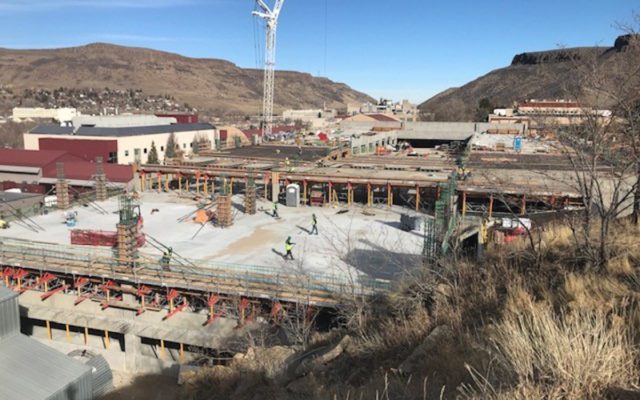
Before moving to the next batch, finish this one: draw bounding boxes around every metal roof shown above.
[397,129,474,142]
[0,286,17,303]
[41,161,134,183]
[30,125,74,135]
[0,334,93,400]
[0,286,19,341]
[0,149,83,168]
[0,192,44,203]
[30,123,215,137]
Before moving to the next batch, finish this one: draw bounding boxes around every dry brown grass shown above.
[462,288,639,399]
[181,222,640,400]
[561,272,632,312]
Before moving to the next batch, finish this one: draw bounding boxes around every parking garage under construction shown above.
[0,136,597,374]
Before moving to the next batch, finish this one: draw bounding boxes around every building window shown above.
[144,148,148,154]
[190,142,193,148]
[108,151,117,163]
[124,150,129,157]
[160,146,164,151]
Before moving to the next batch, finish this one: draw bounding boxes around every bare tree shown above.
[541,30,640,269]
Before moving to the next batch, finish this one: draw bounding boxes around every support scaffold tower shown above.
[55,162,70,210]
[244,171,257,215]
[95,156,108,202]
[217,177,233,228]
[116,194,141,266]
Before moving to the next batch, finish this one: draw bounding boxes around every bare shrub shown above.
[486,292,638,399]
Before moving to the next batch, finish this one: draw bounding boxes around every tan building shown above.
[24,115,216,164]
[487,114,531,134]
[218,126,251,149]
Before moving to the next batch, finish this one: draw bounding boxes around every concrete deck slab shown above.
[0,192,425,282]
[19,290,240,349]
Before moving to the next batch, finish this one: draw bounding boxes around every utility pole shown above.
[253,0,285,142]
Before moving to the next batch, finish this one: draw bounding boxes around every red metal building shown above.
[0,149,133,191]
[38,138,118,163]
[155,113,199,124]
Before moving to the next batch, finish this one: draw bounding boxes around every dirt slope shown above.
[0,43,373,116]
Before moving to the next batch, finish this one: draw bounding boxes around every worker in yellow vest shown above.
[284,237,295,260]
[310,213,318,235]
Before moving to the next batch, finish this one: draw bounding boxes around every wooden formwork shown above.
[95,157,108,202]
[116,223,138,265]
[56,162,70,210]
[56,180,70,210]
[217,194,233,227]
[244,185,257,215]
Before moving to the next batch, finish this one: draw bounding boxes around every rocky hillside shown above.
[419,35,640,121]
[0,43,373,116]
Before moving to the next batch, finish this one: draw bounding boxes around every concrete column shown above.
[489,194,494,218]
[125,333,142,372]
[133,164,141,192]
[271,172,280,202]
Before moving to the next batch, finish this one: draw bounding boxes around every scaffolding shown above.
[244,173,257,215]
[55,162,70,210]
[116,195,141,266]
[432,173,459,258]
[95,157,108,202]
[217,178,233,228]
[422,216,438,264]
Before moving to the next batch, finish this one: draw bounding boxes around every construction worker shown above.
[284,237,295,260]
[161,247,173,270]
[310,213,318,235]
[272,201,279,218]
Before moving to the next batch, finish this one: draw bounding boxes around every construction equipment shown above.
[70,229,145,248]
[65,211,78,227]
[253,0,285,140]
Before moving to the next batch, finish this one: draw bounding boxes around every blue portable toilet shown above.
[513,136,523,153]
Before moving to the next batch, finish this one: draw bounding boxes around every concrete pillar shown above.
[125,333,142,372]
[489,194,494,218]
[133,164,141,192]
[271,172,280,202]
[462,191,467,217]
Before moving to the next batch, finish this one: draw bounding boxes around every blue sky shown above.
[0,0,636,102]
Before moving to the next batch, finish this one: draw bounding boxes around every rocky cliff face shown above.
[510,48,604,66]
[419,35,640,121]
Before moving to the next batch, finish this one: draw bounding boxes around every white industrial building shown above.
[282,108,337,129]
[12,107,79,124]
[24,115,217,165]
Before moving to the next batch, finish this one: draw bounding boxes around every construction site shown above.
[0,127,603,376]
[1,2,632,398]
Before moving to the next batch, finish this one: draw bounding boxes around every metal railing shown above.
[0,237,390,304]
